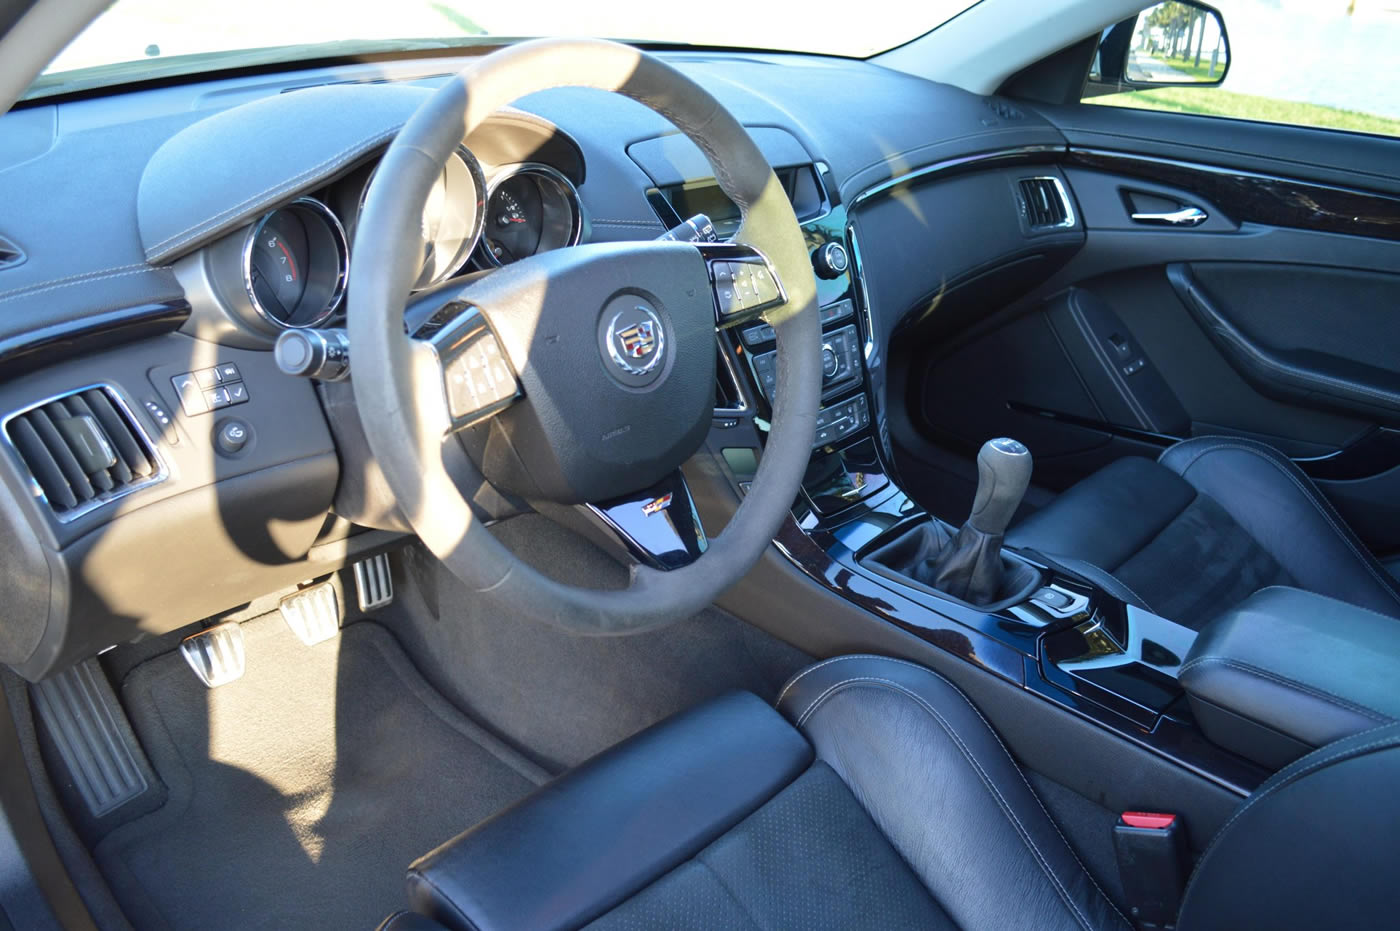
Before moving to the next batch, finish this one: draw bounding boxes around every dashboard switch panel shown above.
[172,364,250,416]
[751,323,861,402]
[813,394,869,448]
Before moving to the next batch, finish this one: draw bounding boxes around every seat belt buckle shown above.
[1113,811,1186,929]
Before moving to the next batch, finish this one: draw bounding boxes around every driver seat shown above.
[381,655,1400,931]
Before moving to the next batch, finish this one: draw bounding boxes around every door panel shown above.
[905,104,1400,552]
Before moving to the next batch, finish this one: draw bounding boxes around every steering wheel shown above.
[349,38,820,634]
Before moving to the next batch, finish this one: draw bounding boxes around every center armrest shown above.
[1179,587,1400,769]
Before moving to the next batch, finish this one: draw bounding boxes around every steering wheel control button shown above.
[812,241,849,279]
[215,419,251,456]
[599,297,668,388]
[443,330,517,422]
[215,362,241,383]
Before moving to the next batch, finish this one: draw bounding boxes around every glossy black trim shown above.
[848,145,1066,210]
[0,300,191,383]
[1295,427,1400,481]
[586,470,707,570]
[777,490,1267,796]
[1006,401,1180,447]
[1067,147,1400,242]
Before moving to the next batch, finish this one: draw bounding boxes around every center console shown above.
[683,157,1292,800]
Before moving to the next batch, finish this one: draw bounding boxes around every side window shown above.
[1084,0,1400,138]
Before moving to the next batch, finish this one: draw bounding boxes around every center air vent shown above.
[1018,177,1074,230]
[4,386,164,521]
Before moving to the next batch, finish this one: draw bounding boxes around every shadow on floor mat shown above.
[95,618,546,931]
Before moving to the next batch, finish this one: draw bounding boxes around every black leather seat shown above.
[382,655,1400,931]
[1006,436,1400,628]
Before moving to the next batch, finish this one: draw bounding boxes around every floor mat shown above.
[94,617,547,931]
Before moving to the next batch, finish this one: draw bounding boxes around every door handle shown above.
[1130,206,1208,227]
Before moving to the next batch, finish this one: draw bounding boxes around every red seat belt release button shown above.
[1114,811,1186,929]
[1122,811,1177,830]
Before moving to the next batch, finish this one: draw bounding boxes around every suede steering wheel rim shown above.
[349,38,820,634]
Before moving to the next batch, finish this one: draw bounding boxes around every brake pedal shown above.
[353,553,394,611]
[280,582,341,646]
[180,623,246,688]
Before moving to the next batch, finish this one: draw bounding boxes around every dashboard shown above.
[0,47,1084,679]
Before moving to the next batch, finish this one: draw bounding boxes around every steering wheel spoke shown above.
[584,470,708,570]
[413,298,522,432]
[698,242,788,329]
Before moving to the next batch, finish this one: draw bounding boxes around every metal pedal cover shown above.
[353,553,394,611]
[180,623,246,688]
[280,583,341,646]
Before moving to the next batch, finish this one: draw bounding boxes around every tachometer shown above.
[242,197,347,329]
[481,164,582,266]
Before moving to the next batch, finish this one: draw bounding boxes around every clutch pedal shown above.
[353,553,394,611]
[180,623,246,688]
[279,582,341,646]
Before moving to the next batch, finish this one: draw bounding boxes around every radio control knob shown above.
[821,343,840,378]
[812,242,849,279]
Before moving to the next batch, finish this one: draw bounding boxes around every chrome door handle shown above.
[1130,206,1208,227]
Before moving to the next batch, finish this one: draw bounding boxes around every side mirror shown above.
[1095,0,1230,89]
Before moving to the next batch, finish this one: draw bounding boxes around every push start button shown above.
[215,418,251,456]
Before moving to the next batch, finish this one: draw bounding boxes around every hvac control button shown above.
[215,419,251,456]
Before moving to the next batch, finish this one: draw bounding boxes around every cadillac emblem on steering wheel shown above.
[605,304,666,376]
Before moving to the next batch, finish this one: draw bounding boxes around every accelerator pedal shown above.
[180,622,246,688]
[280,582,341,646]
[353,553,394,611]
[30,658,151,816]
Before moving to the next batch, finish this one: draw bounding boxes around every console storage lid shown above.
[1179,587,1400,769]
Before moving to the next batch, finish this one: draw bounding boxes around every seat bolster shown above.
[1177,722,1400,931]
[1007,456,1196,575]
[378,912,452,931]
[777,655,1132,931]
[1160,436,1400,619]
[406,691,811,931]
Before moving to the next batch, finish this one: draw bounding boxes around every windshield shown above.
[29,0,983,100]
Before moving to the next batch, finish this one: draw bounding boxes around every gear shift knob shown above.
[967,438,1032,536]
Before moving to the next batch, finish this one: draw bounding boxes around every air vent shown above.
[1018,177,1074,230]
[0,235,25,271]
[4,386,164,521]
[985,97,1025,121]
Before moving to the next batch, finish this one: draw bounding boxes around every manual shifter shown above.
[927,438,1033,604]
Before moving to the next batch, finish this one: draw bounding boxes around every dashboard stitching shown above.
[590,218,664,228]
[0,264,162,305]
[145,125,404,261]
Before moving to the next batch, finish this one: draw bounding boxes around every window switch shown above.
[1123,358,1146,376]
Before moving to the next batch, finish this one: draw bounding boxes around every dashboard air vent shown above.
[1019,177,1073,230]
[4,386,163,520]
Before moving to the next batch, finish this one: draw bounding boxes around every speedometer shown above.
[358,146,487,290]
[481,164,582,266]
